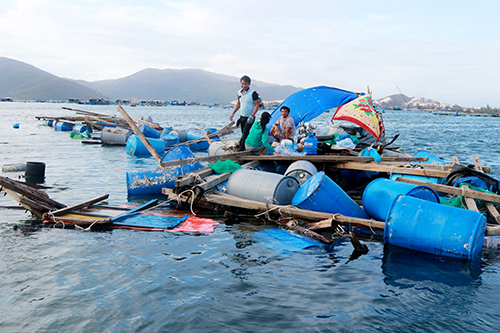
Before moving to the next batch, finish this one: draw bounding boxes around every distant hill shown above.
[74,68,302,104]
[374,93,462,110]
[0,57,102,100]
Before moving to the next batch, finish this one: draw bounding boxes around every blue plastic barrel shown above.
[72,124,91,133]
[205,128,218,134]
[303,134,318,155]
[161,145,204,174]
[382,244,481,287]
[161,127,173,137]
[126,167,184,195]
[55,121,74,131]
[362,178,440,221]
[138,122,161,139]
[292,171,369,219]
[186,128,217,150]
[385,195,487,259]
[162,133,180,147]
[126,135,165,156]
[45,120,54,127]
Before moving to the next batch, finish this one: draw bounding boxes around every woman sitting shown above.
[244,112,280,156]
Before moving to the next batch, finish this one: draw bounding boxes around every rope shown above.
[387,165,395,177]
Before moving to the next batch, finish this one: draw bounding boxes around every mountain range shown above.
[0,56,463,109]
[0,57,301,104]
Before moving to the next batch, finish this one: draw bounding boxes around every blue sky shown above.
[1,0,499,107]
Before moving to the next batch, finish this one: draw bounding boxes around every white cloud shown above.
[1,0,500,106]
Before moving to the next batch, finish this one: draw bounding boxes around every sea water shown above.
[1,102,500,332]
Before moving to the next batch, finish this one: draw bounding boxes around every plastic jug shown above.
[303,134,318,155]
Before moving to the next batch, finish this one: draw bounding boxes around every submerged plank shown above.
[163,188,385,232]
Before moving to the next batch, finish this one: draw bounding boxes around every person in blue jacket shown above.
[244,112,280,156]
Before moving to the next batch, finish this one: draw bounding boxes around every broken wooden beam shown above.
[42,194,110,219]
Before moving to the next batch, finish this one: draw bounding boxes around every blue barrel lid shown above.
[291,171,326,206]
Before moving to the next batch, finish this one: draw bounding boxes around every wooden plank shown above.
[236,155,428,163]
[486,204,500,224]
[0,176,65,209]
[117,106,163,165]
[43,194,109,218]
[334,162,450,177]
[160,151,250,168]
[174,160,262,188]
[395,177,500,204]
[196,173,231,191]
[486,226,500,236]
[472,155,500,223]
[1,187,45,218]
[462,185,479,211]
[163,188,385,232]
[175,167,215,187]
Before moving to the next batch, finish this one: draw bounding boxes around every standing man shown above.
[271,106,296,142]
[229,75,260,150]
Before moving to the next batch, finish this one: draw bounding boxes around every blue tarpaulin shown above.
[267,86,359,130]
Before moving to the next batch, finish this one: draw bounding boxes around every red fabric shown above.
[168,216,220,233]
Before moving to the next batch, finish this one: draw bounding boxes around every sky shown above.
[1,0,499,107]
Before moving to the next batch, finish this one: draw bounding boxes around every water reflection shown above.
[382,243,482,288]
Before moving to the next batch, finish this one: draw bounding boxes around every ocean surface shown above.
[1,102,500,333]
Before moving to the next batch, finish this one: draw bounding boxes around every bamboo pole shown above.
[117,106,163,165]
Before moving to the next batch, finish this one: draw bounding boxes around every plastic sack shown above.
[209,159,241,174]
[335,137,356,150]
[274,145,305,156]
[359,146,381,163]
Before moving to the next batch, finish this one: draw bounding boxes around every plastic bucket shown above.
[55,121,73,131]
[226,169,300,205]
[101,127,133,145]
[208,140,238,156]
[385,195,487,259]
[126,167,184,195]
[72,124,91,133]
[362,178,440,221]
[25,162,45,181]
[138,122,161,139]
[126,135,165,156]
[162,133,180,147]
[161,145,204,174]
[284,160,318,186]
[292,171,369,219]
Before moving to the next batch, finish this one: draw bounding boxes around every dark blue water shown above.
[1,103,500,332]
